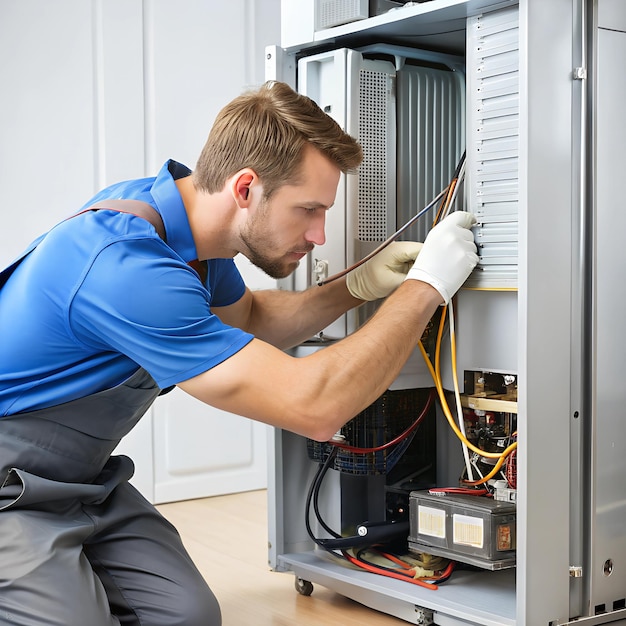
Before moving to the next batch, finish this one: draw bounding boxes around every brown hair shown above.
[192,81,362,199]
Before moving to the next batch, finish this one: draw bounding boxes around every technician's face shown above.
[240,146,340,279]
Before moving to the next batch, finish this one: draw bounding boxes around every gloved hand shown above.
[405,211,478,304]
[346,241,424,301]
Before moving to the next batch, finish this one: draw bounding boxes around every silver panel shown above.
[466,6,520,289]
[517,0,578,623]
[396,63,466,243]
[597,0,626,31]
[280,552,516,626]
[590,22,626,616]
[568,0,587,620]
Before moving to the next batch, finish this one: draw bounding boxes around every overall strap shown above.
[84,199,167,242]
[1,201,165,290]
[87,200,207,283]
[1,199,208,289]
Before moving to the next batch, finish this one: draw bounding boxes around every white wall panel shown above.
[97,0,146,186]
[0,0,281,502]
[143,0,280,502]
[145,0,247,171]
[0,0,99,264]
[152,388,268,503]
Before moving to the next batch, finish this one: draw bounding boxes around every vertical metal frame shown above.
[517,0,578,623]
[569,0,591,619]
[588,0,626,616]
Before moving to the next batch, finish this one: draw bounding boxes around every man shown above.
[0,81,477,625]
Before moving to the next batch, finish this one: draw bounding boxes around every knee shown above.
[167,578,222,626]
[187,585,221,626]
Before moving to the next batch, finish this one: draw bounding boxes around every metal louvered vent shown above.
[396,65,466,244]
[315,0,368,30]
[466,5,520,289]
[357,69,393,242]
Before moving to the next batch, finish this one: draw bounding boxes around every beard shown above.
[241,239,296,279]
[239,202,311,279]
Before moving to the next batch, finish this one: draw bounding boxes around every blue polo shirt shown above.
[0,160,253,416]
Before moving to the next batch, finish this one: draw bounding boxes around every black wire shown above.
[305,445,455,586]
[305,446,341,550]
[306,392,434,549]
[354,547,415,578]
[318,187,448,286]
[432,567,454,585]
[304,456,327,546]
[313,447,341,539]
[354,547,454,585]
[452,150,466,180]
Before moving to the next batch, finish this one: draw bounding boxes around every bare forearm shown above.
[300,280,441,430]
[182,210,477,440]
[246,276,363,348]
[180,279,441,442]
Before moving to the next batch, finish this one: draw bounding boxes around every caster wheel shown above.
[294,577,314,596]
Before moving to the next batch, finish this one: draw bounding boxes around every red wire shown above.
[341,551,440,590]
[436,561,456,581]
[505,434,517,489]
[323,388,460,589]
[372,549,456,583]
[428,487,489,496]
[330,388,436,453]
[375,550,414,571]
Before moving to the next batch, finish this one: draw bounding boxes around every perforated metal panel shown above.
[315,0,368,30]
[295,48,395,338]
[466,6,520,289]
[357,69,394,242]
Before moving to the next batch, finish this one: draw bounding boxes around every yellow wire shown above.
[418,317,517,461]
[417,162,517,480]
[463,287,518,292]
[448,301,474,481]
[463,452,511,486]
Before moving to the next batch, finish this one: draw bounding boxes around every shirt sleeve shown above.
[207,258,246,307]
[69,237,254,388]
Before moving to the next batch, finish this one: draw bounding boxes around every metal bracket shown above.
[573,67,587,80]
[264,45,297,87]
[556,607,626,625]
[414,606,434,626]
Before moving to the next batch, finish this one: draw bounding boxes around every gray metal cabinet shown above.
[267,1,626,624]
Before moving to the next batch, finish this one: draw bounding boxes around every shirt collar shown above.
[150,160,197,263]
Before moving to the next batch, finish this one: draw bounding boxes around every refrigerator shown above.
[267,1,626,624]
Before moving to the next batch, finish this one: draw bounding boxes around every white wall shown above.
[0,0,280,282]
[0,0,281,501]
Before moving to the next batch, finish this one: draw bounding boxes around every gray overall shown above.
[0,370,221,626]
[0,224,221,625]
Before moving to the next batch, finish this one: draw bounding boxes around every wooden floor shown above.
[157,489,404,625]
[159,490,626,626]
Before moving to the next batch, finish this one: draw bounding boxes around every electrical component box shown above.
[407,491,516,570]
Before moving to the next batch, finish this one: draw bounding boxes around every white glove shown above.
[346,241,424,301]
[405,211,478,304]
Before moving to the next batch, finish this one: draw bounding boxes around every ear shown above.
[231,169,256,207]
